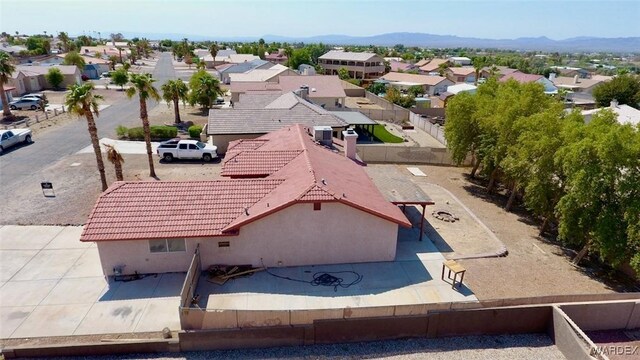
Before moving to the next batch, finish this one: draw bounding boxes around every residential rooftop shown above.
[380,72,450,86]
[319,50,380,62]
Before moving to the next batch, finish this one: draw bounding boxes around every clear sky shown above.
[1,0,638,40]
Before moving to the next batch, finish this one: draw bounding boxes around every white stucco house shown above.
[81,125,412,277]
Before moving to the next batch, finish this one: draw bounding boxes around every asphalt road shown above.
[0,52,177,189]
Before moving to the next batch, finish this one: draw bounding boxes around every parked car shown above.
[156,139,217,162]
[215,97,225,105]
[0,129,32,154]
[23,93,47,102]
[9,98,41,110]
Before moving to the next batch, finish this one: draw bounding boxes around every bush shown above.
[126,127,144,140]
[81,74,89,81]
[116,125,128,138]
[188,125,203,138]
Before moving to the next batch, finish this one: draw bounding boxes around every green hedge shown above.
[188,125,203,138]
[125,126,178,141]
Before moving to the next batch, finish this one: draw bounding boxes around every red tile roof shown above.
[81,180,283,241]
[82,125,411,242]
[221,124,411,230]
[500,71,543,83]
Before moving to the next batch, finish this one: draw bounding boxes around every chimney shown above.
[549,73,556,81]
[297,85,309,100]
[342,128,358,160]
[610,99,618,108]
[573,75,579,84]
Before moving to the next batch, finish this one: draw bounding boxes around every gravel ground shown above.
[413,165,636,298]
[23,334,565,360]
[147,104,209,127]
[0,153,222,225]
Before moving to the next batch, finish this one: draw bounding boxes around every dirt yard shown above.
[0,153,223,226]
[147,103,209,127]
[411,164,636,300]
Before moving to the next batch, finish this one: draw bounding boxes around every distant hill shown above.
[261,33,639,53]
[119,31,639,53]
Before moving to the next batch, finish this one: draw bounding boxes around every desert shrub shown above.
[126,127,144,140]
[116,125,128,138]
[188,125,203,138]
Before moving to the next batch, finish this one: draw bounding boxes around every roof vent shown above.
[244,208,249,216]
[321,179,327,185]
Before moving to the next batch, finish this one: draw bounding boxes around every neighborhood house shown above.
[81,125,412,277]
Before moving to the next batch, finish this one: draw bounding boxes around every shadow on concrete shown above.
[194,219,473,309]
[99,272,185,301]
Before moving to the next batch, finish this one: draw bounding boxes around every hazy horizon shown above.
[1,0,639,41]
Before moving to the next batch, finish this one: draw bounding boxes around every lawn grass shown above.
[372,124,404,143]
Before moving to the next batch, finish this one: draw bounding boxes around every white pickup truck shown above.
[0,129,33,154]
[156,139,218,162]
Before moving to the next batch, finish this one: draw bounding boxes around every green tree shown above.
[58,31,70,52]
[367,82,387,95]
[126,73,161,178]
[188,70,223,109]
[287,48,312,71]
[45,67,64,89]
[384,86,415,108]
[161,79,189,123]
[444,91,482,177]
[65,83,108,191]
[208,42,219,64]
[472,56,491,86]
[592,74,640,109]
[0,52,16,118]
[111,69,129,90]
[108,55,118,70]
[337,67,350,80]
[407,85,423,98]
[63,51,85,70]
[555,110,640,270]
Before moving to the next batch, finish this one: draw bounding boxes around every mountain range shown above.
[120,31,639,53]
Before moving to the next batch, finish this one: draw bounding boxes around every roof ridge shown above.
[295,125,316,183]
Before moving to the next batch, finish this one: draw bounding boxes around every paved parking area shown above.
[0,225,182,339]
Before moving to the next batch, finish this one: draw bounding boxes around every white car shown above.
[0,129,32,154]
[9,98,41,110]
[156,139,217,162]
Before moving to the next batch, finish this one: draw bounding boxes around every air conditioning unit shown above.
[313,126,333,146]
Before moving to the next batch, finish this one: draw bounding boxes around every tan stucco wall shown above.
[95,202,399,276]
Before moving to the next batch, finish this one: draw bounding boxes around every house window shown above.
[149,239,186,253]
[314,203,322,211]
[218,241,230,248]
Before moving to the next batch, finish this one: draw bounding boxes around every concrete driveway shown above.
[0,225,182,339]
[77,138,160,155]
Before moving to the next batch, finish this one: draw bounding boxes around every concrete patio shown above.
[0,225,182,339]
[195,224,476,311]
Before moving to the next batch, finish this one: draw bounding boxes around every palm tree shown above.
[126,73,160,178]
[208,43,219,66]
[0,52,16,118]
[161,79,189,124]
[472,56,490,86]
[65,83,108,191]
[105,144,125,181]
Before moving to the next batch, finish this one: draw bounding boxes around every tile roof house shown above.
[379,72,454,96]
[445,67,476,84]
[389,61,417,72]
[318,51,385,79]
[7,65,81,96]
[229,64,297,83]
[218,59,273,84]
[582,100,640,127]
[418,59,449,74]
[500,71,558,94]
[229,75,348,110]
[550,74,610,94]
[82,124,411,276]
[208,92,348,152]
[265,51,288,65]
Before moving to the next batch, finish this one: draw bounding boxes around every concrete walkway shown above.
[0,225,182,339]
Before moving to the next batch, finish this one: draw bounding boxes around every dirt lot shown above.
[147,103,209,127]
[0,153,223,226]
[411,165,636,299]
[2,89,127,137]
